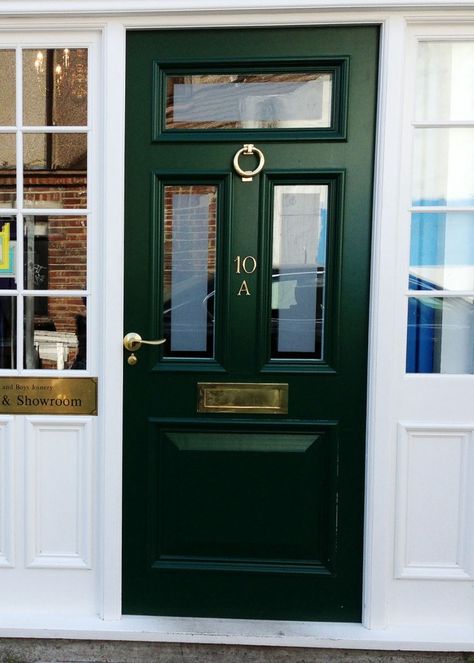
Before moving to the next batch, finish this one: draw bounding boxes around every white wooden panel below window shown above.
[25,417,93,569]
[396,424,474,580]
[0,418,14,568]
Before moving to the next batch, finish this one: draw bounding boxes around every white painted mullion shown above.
[16,46,25,373]
[21,126,90,133]
[85,39,97,375]
[21,290,90,297]
[406,290,474,298]
[410,206,474,213]
[413,121,474,128]
[20,208,91,215]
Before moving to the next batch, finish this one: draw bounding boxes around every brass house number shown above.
[234,255,257,296]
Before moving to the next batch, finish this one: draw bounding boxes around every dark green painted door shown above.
[123,26,378,621]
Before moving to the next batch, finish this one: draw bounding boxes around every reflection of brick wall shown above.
[24,174,87,208]
[25,173,87,368]
[163,185,217,302]
[47,216,87,291]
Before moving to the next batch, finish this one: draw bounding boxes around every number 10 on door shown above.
[234,255,257,296]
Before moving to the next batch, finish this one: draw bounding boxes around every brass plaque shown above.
[0,378,98,415]
[197,382,288,414]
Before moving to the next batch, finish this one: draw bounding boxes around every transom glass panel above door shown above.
[154,60,348,140]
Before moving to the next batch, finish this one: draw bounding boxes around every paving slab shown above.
[2,641,474,663]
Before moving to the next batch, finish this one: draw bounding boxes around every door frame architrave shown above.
[0,3,473,650]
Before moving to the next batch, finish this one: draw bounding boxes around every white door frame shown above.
[0,3,473,651]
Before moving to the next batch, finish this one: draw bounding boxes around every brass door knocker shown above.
[233,144,265,182]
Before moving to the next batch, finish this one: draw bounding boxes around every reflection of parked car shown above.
[270,268,325,357]
[407,272,474,373]
[162,267,326,358]
[163,275,215,357]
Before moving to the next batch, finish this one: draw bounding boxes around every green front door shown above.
[123,26,379,621]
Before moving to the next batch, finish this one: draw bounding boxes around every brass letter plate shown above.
[0,378,98,415]
[197,382,288,415]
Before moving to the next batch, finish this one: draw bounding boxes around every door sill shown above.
[0,614,473,651]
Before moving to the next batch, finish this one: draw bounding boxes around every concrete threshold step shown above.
[2,641,474,663]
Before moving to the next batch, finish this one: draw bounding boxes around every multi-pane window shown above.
[0,47,88,370]
[407,41,474,373]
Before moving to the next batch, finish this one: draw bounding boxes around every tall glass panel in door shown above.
[271,184,328,359]
[162,185,217,358]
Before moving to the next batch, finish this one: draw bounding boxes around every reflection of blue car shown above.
[407,272,474,373]
[408,273,441,292]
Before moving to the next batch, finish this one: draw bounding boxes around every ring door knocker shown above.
[233,144,265,182]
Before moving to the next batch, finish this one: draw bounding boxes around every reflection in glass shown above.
[407,296,474,373]
[0,217,17,289]
[271,185,328,359]
[0,50,16,125]
[412,128,474,207]
[0,134,16,207]
[166,72,332,130]
[0,296,16,368]
[24,133,87,170]
[23,216,87,290]
[23,133,87,209]
[163,185,217,357]
[24,296,86,370]
[23,48,88,127]
[409,213,474,291]
[416,42,474,123]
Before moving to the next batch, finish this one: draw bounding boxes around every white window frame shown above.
[0,32,100,377]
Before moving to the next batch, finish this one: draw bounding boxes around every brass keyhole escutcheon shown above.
[127,353,138,366]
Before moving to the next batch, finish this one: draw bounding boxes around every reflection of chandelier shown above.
[34,48,87,100]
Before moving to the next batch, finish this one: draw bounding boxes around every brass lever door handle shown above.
[123,332,166,351]
[123,333,166,364]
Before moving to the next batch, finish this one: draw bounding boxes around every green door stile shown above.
[123,26,379,622]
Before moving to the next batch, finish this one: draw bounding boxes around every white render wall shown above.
[0,3,473,651]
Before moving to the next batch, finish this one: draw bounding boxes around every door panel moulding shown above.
[395,424,474,581]
[24,418,94,570]
[0,418,14,568]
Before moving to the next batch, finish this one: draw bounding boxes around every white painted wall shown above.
[0,2,472,652]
